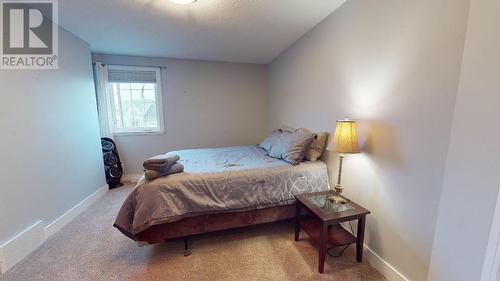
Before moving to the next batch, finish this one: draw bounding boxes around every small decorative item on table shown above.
[294,190,371,273]
[328,184,347,204]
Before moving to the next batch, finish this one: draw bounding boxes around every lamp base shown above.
[328,184,347,204]
[328,195,347,204]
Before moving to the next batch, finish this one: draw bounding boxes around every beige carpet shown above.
[1,183,387,281]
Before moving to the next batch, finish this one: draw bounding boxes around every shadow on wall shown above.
[361,121,403,169]
[320,119,403,185]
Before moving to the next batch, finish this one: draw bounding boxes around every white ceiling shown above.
[59,0,346,64]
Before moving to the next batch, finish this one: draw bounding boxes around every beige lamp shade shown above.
[327,119,360,153]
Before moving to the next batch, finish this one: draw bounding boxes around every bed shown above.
[114,145,330,251]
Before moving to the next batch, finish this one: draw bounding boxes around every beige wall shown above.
[0,28,106,244]
[268,0,470,279]
[91,54,269,175]
[428,0,500,280]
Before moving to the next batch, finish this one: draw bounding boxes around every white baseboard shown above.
[340,223,410,281]
[122,173,142,182]
[480,186,500,281]
[364,245,410,281]
[44,184,108,238]
[0,221,44,274]
[0,184,108,274]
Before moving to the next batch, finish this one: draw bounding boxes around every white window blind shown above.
[107,68,157,83]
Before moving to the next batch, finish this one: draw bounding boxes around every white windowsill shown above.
[113,131,165,136]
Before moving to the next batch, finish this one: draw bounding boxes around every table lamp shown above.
[327,118,360,203]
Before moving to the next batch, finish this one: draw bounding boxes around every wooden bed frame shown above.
[135,204,296,255]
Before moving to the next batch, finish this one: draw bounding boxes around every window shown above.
[107,66,164,134]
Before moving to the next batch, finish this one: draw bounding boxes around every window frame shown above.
[106,65,165,136]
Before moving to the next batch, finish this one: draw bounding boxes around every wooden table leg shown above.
[318,222,327,273]
[356,215,366,263]
[294,202,301,241]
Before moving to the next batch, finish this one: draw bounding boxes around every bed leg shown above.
[183,237,192,256]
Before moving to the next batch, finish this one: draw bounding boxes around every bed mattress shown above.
[114,145,329,239]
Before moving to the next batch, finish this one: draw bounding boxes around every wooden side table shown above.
[294,191,371,273]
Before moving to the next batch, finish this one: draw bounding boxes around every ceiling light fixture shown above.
[169,0,197,4]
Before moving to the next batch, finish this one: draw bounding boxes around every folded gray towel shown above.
[143,162,176,171]
[143,154,180,170]
[144,162,184,180]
